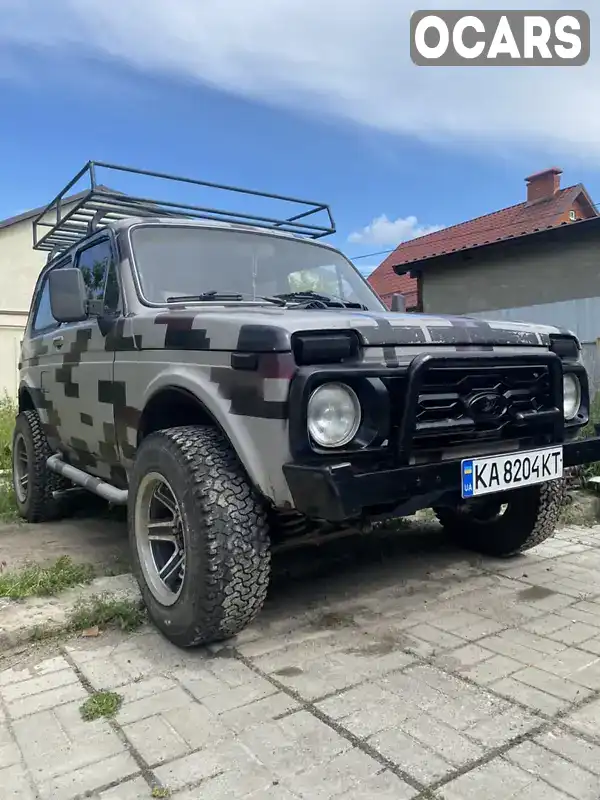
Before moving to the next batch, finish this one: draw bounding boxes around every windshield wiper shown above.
[166,291,286,307]
[273,291,367,310]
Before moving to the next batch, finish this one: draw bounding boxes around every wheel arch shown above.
[137,372,275,500]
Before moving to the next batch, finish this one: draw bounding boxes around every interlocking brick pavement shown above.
[2,522,600,798]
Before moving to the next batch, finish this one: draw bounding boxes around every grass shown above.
[0,556,95,599]
[0,395,18,522]
[0,394,15,474]
[579,390,600,479]
[69,594,147,633]
[151,789,172,798]
[80,691,122,721]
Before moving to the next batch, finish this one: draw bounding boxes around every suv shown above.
[12,162,600,648]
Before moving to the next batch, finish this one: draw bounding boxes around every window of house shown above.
[75,239,120,314]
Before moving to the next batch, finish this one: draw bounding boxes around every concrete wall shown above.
[421,224,600,316]
[420,223,600,397]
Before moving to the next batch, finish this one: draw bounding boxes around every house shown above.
[0,189,106,397]
[368,166,600,393]
[367,167,598,311]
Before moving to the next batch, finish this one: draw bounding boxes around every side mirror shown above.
[49,268,88,323]
[390,293,406,313]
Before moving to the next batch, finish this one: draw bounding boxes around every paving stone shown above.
[536,728,600,776]
[578,637,600,657]
[37,752,139,800]
[522,614,573,636]
[116,686,190,725]
[13,702,124,781]
[538,648,600,679]
[464,706,540,749]
[399,712,484,766]
[547,622,600,645]
[163,701,231,748]
[510,666,593,702]
[154,738,270,791]
[506,741,600,800]
[237,711,351,780]
[218,691,298,734]
[329,642,415,679]
[403,624,465,651]
[168,763,275,799]
[250,632,360,674]
[491,677,569,716]
[336,769,416,799]
[369,726,453,784]
[267,657,363,701]
[0,656,71,687]
[290,748,382,799]
[462,654,522,686]
[99,776,152,799]
[0,668,79,703]
[122,714,190,766]
[0,721,21,769]
[564,697,600,738]
[434,644,494,670]
[6,681,87,719]
[0,763,37,799]
[438,757,539,800]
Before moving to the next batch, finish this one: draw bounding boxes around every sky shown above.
[0,0,599,278]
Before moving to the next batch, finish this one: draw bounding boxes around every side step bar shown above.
[46,455,128,505]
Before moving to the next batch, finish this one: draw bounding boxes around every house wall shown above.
[0,218,47,397]
[420,224,600,395]
[421,225,600,317]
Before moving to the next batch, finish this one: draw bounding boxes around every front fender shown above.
[140,365,291,503]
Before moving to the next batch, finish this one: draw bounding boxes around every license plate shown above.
[461,446,563,499]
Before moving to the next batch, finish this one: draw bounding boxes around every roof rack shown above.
[32,161,336,255]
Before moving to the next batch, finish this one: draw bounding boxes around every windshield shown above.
[130,224,386,311]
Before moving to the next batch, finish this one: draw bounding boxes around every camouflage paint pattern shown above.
[18,219,579,508]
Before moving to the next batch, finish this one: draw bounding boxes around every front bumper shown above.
[283,436,600,523]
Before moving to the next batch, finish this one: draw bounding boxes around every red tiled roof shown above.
[368,182,594,303]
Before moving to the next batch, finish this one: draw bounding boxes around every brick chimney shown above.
[525,167,562,204]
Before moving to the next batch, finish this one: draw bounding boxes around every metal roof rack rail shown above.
[32,161,336,256]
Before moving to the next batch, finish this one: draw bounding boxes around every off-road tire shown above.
[128,425,271,648]
[434,479,568,558]
[12,410,67,522]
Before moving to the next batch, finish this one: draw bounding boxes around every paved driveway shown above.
[2,521,600,799]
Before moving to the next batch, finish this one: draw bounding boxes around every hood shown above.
[134,306,569,352]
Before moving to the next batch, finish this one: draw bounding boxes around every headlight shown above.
[563,374,581,420]
[307,382,361,448]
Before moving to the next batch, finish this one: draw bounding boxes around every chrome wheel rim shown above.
[134,472,186,606]
[13,433,29,504]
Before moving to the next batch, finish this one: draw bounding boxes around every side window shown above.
[32,278,57,334]
[31,260,69,335]
[75,239,120,314]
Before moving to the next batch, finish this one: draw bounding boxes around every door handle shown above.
[52,336,64,350]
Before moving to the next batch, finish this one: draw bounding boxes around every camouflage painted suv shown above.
[12,162,600,648]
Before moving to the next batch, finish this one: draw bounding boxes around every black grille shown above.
[405,362,558,452]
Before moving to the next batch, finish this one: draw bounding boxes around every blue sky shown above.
[1,0,599,278]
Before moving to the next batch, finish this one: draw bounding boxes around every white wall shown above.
[0,218,48,397]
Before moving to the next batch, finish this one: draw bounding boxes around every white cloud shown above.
[1,1,599,160]
[348,214,444,246]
